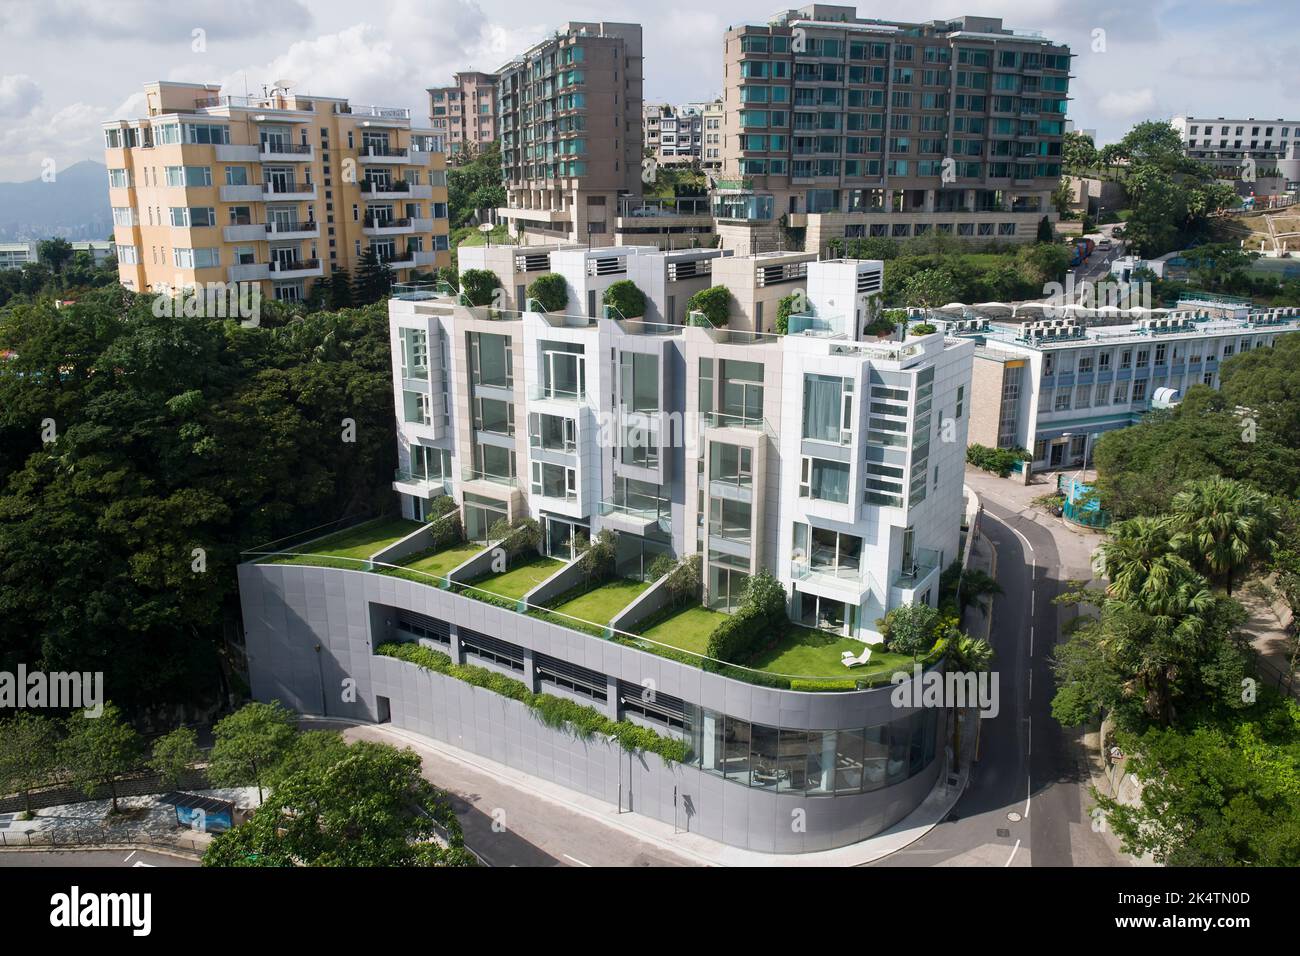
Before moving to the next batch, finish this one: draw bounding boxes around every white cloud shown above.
[0,101,108,180]
[0,74,42,118]
[0,0,314,41]
[1097,88,1159,118]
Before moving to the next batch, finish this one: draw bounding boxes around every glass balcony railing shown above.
[394,469,450,492]
[599,497,670,523]
[528,383,584,403]
[893,548,941,589]
[702,410,764,430]
[461,467,519,489]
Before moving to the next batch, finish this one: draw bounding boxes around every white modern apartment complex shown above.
[389,250,973,642]
[1172,115,1300,178]
[948,298,1300,472]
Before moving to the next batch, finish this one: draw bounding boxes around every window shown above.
[802,374,853,443]
[799,457,850,503]
[225,166,248,186]
[1054,389,1071,411]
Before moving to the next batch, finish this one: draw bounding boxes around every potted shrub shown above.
[909,322,938,336]
[686,285,731,328]
[602,279,647,319]
[527,272,568,313]
[864,317,897,339]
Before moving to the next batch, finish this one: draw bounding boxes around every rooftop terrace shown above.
[248,517,928,691]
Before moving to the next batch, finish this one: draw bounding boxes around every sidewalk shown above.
[316,716,978,867]
[0,787,257,858]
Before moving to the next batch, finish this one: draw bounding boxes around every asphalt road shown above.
[0,849,195,867]
[874,502,1121,867]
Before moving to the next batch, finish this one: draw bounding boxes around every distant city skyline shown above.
[0,0,1292,181]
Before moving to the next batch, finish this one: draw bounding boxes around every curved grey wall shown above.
[238,562,946,854]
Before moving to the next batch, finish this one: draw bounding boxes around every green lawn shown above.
[550,578,650,627]
[397,542,485,579]
[262,517,422,566]
[639,605,729,656]
[749,626,916,681]
[467,555,565,600]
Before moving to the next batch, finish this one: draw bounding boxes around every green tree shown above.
[602,279,647,318]
[351,249,394,304]
[326,268,354,310]
[1036,215,1055,243]
[944,633,993,770]
[458,268,501,307]
[59,702,142,813]
[899,268,959,324]
[686,286,731,327]
[578,528,617,584]
[147,726,203,790]
[263,729,351,789]
[1062,130,1099,175]
[1181,243,1259,291]
[37,238,74,274]
[1094,695,1300,866]
[203,740,475,867]
[1168,477,1279,594]
[207,701,298,803]
[879,602,941,659]
[526,272,568,312]
[0,713,59,817]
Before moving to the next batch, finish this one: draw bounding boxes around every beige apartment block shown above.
[428,71,499,157]
[103,80,450,302]
[718,8,1070,254]
[710,250,818,333]
[496,22,644,247]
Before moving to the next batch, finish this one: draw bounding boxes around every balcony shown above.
[220,184,265,203]
[268,258,323,279]
[460,467,519,490]
[790,560,882,604]
[890,548,942,604]
[263,181,317,201]
[228,262,271,282]
[392,468,450,498]
[265,220,320,240]
[599,497,670,536]
[223,222,267,242]
[528,383,585,404]
[361,180,433,200]
[259,142,314,162]
[362,216,416,237]
[378,250,418,269]
[360,144,410,163]
[215,144,260,163]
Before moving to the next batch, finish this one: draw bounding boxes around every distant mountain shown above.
[0,160,113,242]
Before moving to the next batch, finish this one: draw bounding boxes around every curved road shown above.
[874,500,1124,867]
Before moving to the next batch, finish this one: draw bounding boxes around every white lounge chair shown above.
[841,645,873,668]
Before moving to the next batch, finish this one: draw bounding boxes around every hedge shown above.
[527,272,568,312]
[602,279,647,318]
[376,643,691,763]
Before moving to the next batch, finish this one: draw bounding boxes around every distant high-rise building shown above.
[428,71,499,156]
[495,22,644,247]
[716,8,1072,254]
[643,101,721,168]
[103,80,451,301]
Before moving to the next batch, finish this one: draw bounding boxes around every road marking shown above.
[132,861,155,867]
[1008,523,1035,556]
[1025,781,1032,820]
[1031,590,1035,614]
[1028,670,1032,700]
[1005,839,1021,866]
[563,854,591,867]
[123,850,136,864]
[1029,626,1034,656]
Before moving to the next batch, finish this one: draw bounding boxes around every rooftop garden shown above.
[249,516,954,693]
[259,516,423,568]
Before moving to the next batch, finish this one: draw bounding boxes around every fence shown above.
[0,827,206,855]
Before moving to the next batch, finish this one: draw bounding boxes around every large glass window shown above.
[542,342,585,399]
[802,373,854,443]
[800,457,850,503]
[709,442,753,488]
[470,331,512,388]
[709,496,752,546]
[620,351,660,413]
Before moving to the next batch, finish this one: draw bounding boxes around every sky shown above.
[0,0,1294,182]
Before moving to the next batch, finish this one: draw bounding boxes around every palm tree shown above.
[1099,515,1191,603]
[1168,477,1279,594]
[944,633,994,772]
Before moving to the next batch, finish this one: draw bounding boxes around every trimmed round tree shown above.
[687,285,731,327]
[527,272,568,313]
[602,279,647,318]
[459,268,501,307]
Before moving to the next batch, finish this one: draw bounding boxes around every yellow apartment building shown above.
[103,81,451,302]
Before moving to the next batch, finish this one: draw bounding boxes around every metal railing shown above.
[243,544,940,692]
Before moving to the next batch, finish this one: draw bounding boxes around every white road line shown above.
[1025,780,1032,819]
[1027,719,1032,756]
[1029,626,1034,656]
[1031,590,1035,614]
[1008,523,1035,556]
[123,851,136,864]
[1005,838,1022,866]
[563,854,591,867]
[1028,670,1032,700]
[131,861,155,867]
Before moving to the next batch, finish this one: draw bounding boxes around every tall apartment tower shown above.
[495,22,645,246]
[427,71,499,156]
[716,8,1071,254]
[103,80,451,301]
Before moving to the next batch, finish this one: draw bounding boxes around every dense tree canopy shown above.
[0,286,399,718]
